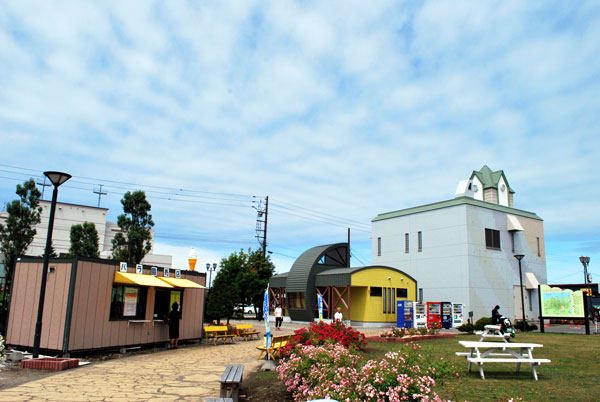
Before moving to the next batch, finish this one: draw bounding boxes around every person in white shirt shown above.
[334,307,343,322]
[274,304,283,330]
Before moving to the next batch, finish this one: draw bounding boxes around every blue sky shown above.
[0,1,598,283]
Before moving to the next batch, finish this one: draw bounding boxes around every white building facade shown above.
[0,200,172,268]
[371,166,547,322]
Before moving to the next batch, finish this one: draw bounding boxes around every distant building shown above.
[269,243,417,326]
[0,200,172,270]
[371,165,547,322]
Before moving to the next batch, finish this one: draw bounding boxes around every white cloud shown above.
[1,1,599,283]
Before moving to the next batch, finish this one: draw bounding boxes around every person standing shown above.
[168,302,181,349]
[274,304,283,330]
[334,307,343,322]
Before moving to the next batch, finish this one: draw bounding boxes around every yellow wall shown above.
[350,267,417,323]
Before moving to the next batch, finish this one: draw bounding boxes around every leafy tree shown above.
[0,179,42,287]
[205,249,275,323]
[111,191,154,265]
[69,222,100,258]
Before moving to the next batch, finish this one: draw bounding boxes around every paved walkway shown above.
[0,320,389,401]
[0,337,266,401]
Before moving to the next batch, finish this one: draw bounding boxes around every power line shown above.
[271,197,371,228]
[269,206,370,233]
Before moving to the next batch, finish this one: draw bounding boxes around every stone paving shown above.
[0,337,265,401]
[0,320,390,401]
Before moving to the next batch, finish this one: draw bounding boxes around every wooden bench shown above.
[457,341,551,380]
[205,398,233,402]
[219,364,244,402]
[204,326,236,345]
[235,324,261,341]
[256,334,292,360]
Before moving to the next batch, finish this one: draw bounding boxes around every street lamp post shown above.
[514,254,527,333]
[206,263,217,289]
[33,171,71,358]
[579,256,591,285]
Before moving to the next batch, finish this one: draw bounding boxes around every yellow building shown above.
[269,243,417,324]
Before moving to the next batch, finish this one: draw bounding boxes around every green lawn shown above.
[367,332,600,401]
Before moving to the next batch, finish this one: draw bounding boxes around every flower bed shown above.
[281,321,367,356]
[277,342,455,402]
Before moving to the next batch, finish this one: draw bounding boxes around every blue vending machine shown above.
[441,302,452,329]
[396,300,414,328]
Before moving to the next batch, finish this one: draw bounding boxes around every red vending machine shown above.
[426,302,441,327]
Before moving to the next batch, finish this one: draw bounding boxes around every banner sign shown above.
[263,289,271,350]
[136,264,143,274]
[123,287,138,316]
[119,262,127,272]
[151,267,157,276]
[164,268,170,277]
[176,270,181,279]
[540,284,585,318]
[318,294,323,321]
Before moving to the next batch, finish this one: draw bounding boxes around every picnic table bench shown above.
[235,324,261,341]
[218,364,244,402]
[256,334,292,360]
[204,326,236,345]
[474,324,510,342]
[457,340,551,380]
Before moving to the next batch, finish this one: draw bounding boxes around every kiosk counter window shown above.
[110,285,147,320]
[154,289,183,321]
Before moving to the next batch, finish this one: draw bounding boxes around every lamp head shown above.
[206,263,210,270]
[580,256,590,265]
[212,263,217,269]
[514,254,524,261]
[44,171,71,187]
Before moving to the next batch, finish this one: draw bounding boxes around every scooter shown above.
[499,315,515,340]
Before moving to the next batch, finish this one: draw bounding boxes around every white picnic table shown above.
[456,340,551,380]
[475,324,510,342]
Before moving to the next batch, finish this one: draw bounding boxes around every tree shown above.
[0,179,42,286]
[111,191,154,265]
[69,222,100,258]
[205,249,275,323]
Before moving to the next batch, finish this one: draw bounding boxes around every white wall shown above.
[372,202,547,322]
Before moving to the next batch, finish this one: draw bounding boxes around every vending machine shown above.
[396,300,414,328]
[414,302,427,328]
[441,302,452,329]
[452,303,464,327]
[426,302,441,327]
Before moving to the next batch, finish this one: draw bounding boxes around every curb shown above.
[366,333,456,343]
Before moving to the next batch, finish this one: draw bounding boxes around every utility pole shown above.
[93,184,107,207]
[254,196,269,256]
[36,177,52,200]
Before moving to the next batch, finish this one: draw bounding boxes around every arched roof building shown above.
[269,243,417,325]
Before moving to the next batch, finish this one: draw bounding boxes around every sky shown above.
[0,1,598,284]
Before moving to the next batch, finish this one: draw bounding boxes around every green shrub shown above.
[457,323,475,333]
[514,320,538,332]
[474,316,492,331]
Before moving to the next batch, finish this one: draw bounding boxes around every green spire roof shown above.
[470,165,514,193]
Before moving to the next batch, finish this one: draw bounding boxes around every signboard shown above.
[175,270,181,279]
[164,268,170,278]
[136,264,143,274]
[151,267,157,276]
[123,287,138,316]
[119,262,127,272]
[263,289,271,350]
[317,294,323,321]
[540,285,585,318]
